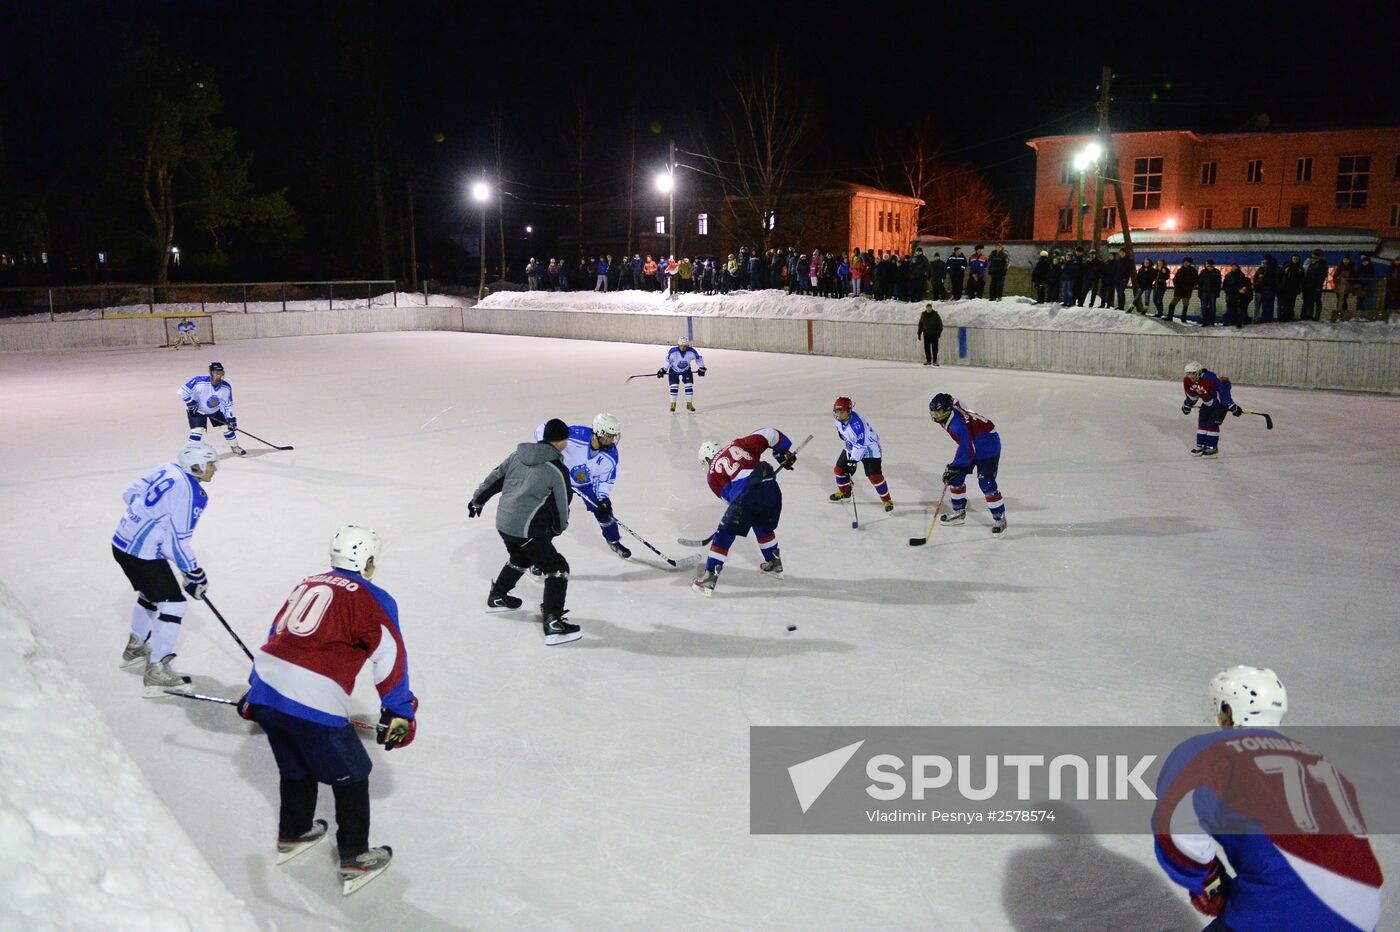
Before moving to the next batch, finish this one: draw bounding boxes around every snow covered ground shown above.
[1,331,1397,930]
[480,288,1400,342]
[3,291,471,323]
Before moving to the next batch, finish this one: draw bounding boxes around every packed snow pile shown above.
[7,291,471,323]
[0,580,255,931]
[478,289,1400,342]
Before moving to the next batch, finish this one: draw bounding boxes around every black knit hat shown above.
[542,419,569,442]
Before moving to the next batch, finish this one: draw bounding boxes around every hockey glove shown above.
[1189,859,1229,917]
[656,369,666,378]
[1228,403,1243,417]
[1182,402,1194,415]
[236,691,257,722]
[378,697,418,751]
[842,458,859,476]
[941,467,963,487]
[182,568,208,600]
[775,449,798,470]
[593,497,613,521]
[698,367,707,377]
[467,499,484,518]
[226,416,237,430]
[185,402,198,414]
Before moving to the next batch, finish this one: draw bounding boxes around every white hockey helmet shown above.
[593,412,621,439]
[678,336,691,348]
[330,525,381,574]
[1210,665,1287,727]
[698,440,722,466]
[177,441,218,475]
[1184,360,1202,377]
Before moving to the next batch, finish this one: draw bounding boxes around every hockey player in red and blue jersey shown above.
[1152,666,1383,930]
[930,393,1007,535]
[240,525,417,896]
[1182,360,1244,457]
[691,428,797,596]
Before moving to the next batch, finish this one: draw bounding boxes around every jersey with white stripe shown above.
[178,376,234,418]
[706,428,791,503]
[665,346,704,373]
[246,569,416,728]
[1153,728,1382,931]
[834,410,883,460]
[533,423,620,503]
[111,463,207,573]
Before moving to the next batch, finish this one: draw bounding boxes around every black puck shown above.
[786,624,797,632]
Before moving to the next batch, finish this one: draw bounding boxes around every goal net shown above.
[162,314,216,348]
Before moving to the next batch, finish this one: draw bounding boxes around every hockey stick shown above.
[680,433,814,546]
[235,428,294,451]
[1242,410,1274,430]
[577,490,700,568]
[202,595,254,662]
[909,484,950,547]
[163,690,383,733]
[626,372,660,382]
[849,486,860,530]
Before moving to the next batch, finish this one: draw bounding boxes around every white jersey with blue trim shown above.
[178,376,234,418]
[111,463,208,573]
[664,346,704,373]
[834,410,883,460]
[533,423,619,502]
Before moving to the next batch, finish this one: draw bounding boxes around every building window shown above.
[895,212,902,234]
[877,210,885,233]
[1242,206,1260,229]
[654,216,666,235]
[1394,154,1400,179]
[1336,155,1370,209]
[1131,157,1163,210]
[696,213,708,236]
[1389,204,1400,228]
[1295,157,1313,182]
[763,210,775,232]
[1057,208,1073,233]
[1100,206,1117,230]
[1289,204,1309,228]
[1197,207,1214,229]
[1200,161,1217,185]
[1059,162,1074,185]
[1246,159,1264,184]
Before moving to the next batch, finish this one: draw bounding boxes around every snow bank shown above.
[0,580,255,931]
[478,289,1400,342]
[4,291,471,323]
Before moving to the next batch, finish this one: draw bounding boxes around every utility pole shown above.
[668,138,676,262]
[1096,65,1134,256]
[407,181,419,291]
[1090,66,1112,255]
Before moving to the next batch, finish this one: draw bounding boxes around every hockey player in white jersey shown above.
[111,441,218,697]
[533,413,630,558]
[656,337,706,413]
[179,361,245,456]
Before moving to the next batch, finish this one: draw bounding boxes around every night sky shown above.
[3,1,1397,281]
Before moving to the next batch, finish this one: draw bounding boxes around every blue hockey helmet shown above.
[929,393,954,412]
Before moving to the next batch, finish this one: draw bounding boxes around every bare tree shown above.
[869,121,1013,242]
[694,53,814,251]
[492,102,507,280]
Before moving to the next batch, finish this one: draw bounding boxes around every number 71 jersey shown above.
[246,569,415,728]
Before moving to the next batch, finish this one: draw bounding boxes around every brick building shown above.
[1026,127,1400,242]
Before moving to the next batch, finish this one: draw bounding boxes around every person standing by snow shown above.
[917,303,943,366]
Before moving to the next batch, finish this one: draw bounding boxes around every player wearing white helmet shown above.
[1181,361,1244,456]
[179,361,246,456]
[111,441,219,696]
[239,525,417,894]
[1152,666,1382,929]
[657,336,706,413]
[532,413,629,559]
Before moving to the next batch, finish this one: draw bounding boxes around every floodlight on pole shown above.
[470,180,490,203]
[470,179,490,300]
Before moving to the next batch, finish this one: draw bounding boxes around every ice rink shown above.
[2,330,1397,930]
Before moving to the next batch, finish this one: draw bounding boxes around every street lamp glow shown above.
[1163,217,1178,230]
[1073,142,1103,173]
[655,171,674,193]
[470,180,490,202]
[525,225,533,234]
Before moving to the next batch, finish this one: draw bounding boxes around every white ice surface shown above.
[1,331,1397,930]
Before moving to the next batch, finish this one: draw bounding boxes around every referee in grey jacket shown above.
[469,418,580,644]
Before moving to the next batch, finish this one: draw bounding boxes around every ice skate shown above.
[1189,445,1206,456]
[686,401,696,413]
[542,609,581,645]
[691,570,718,597]
[608,540,632,559]
[883,500,894,513]
[939,509,966,525]
[276,819,328,865]
[759,556,784,579]
[486,586,523,611]
[120,633,150,669]
[230,443,247,457]
[829,489,851,502]
[143,655,192,698]
[670,402,677,413]
[340,846,393,896]
[991,515,1008,536]
[1199,447,1218,457]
